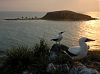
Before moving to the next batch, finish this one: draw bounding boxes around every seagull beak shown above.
[86,38,95,42]
[62,32,64,33]
[61,31,65,34]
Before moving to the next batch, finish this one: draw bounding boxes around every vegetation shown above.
[0,39,50,74]
[0,39,100,74]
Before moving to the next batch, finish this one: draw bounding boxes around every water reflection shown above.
[79,20,100,51]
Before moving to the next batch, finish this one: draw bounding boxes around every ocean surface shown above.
[0,11,100,51]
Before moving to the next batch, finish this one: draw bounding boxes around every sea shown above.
[0,11,100,51]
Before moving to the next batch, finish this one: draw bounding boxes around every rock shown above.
[55,64,69,74]
[47,63,69,74]
[47,44,100,74]
[41,10,96,21]
[49,51,58,62]
[50,44,69,52]
[22,70,31,74]
[47,44,73,74]
[47,62,99,74]
[70,63,99,74]
[49,44,73,65]
[46,63,56,73]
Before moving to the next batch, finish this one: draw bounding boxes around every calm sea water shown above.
[0,11,100,51]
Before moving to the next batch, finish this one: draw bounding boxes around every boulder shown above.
[49,44,73,65]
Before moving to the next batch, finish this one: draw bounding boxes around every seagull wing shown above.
[51,35,59,40]
[68,46,81,55]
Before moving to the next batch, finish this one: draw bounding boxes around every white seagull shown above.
[64,37,95,60]
[51,31,65,44]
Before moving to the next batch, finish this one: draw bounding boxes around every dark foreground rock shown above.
[47,44,99,74]
[41,10,96,21]
[69,63,99,74]
[47,62,99,74]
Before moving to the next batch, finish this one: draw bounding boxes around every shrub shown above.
[0,39,50,74]
[0,46,34,74]
[32,39,50,73]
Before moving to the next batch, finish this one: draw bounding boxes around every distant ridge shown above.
[41,10,96,21]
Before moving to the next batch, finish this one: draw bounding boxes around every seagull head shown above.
[59,31,65,34]
[80,37,95,42]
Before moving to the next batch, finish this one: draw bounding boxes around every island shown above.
[4,10,97,21]
[41,10,96,21]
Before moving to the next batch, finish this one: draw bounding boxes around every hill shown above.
[41,10,96,21]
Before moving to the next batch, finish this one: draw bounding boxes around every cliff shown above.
[41,10,96,21]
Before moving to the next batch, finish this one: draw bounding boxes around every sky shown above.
[0,0,100,12]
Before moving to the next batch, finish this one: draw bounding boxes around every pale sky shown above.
[0,0,100,12]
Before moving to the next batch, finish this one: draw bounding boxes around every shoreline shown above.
[4,17,41,20]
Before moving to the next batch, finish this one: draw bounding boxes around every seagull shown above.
[64,37,95,60]
[51,31,65,44]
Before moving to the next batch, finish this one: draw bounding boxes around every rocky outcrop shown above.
[47,62,99,74]
[69,63,99,74]
[47,44,99,74]
[41,10,96,21]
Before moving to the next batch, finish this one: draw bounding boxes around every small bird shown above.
[64,37,95,60]
[51,31,65,44]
